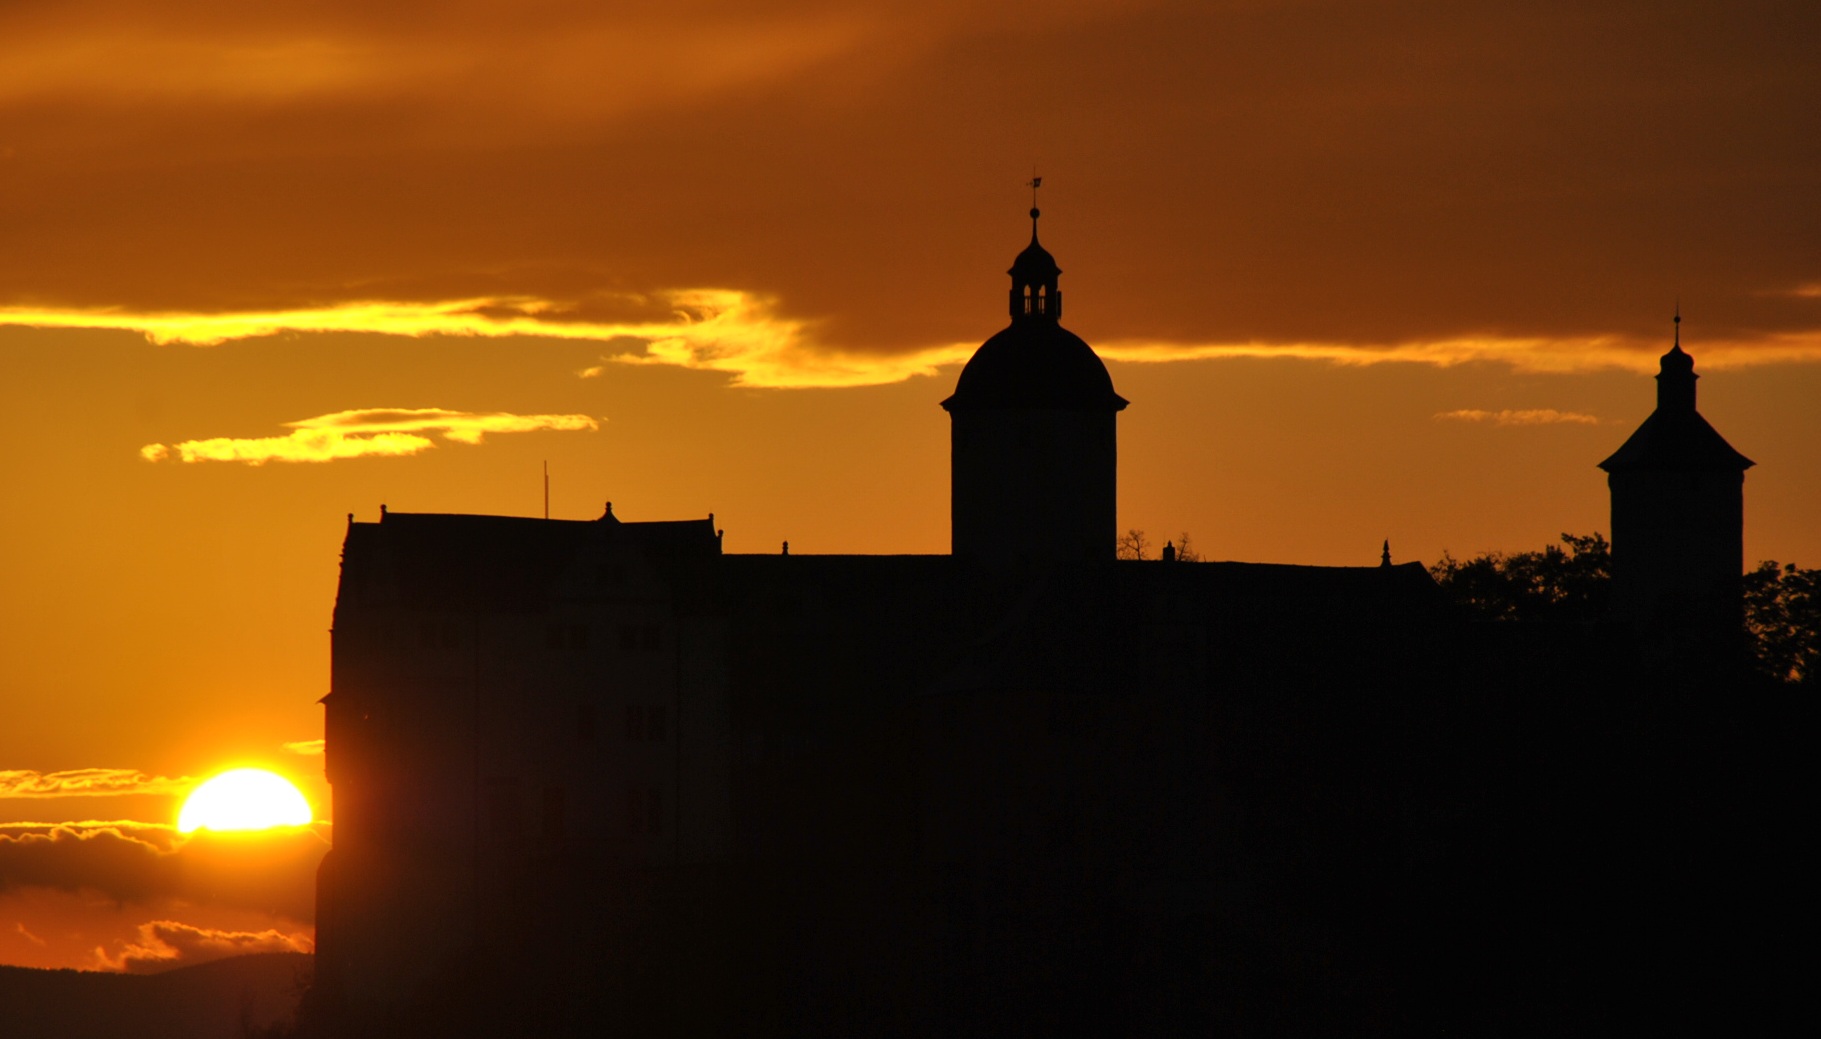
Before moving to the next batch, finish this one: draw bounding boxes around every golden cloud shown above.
[140,407,599,465]
[0,291,975,389]
[0,820,179,847]
[8,294,1821,392]
[95,919,314,974]
[0,769,192,799]
[1434,409,1602,426]
[1096,330,1821,374]
[282,739,325,756]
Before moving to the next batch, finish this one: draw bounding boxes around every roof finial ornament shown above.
[1381,539,1392,567]
[1027,171,1042,236]
[1674,299,1682,350]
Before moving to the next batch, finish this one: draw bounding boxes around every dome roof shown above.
[942,320,1128,412]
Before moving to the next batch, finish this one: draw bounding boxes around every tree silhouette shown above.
[1744,560,1821,685]
[1116,529,1202,561]
[1432,533,1818,685]
[1115,528,1151,560]
[1429,532,1611,623]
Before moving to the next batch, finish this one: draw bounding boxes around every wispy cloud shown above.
[140,407,599,465]
[8,294,1821,390]
[0,769,192,799]
[95,919,313,973]
[1098,330,1821,374]
[1434,408,1601,426]
[0,292,974,389]
[282,739,324,756]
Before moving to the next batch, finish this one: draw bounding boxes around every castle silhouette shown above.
[308,210,1773,1036]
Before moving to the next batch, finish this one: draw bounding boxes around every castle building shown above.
[310,216,1764,1038]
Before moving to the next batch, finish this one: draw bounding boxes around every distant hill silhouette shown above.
[0,952,309,1039]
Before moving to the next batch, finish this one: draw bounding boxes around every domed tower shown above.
[1599,316,1753,651]
[941,207,1128,564]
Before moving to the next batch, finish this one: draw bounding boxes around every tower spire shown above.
[1027,173,1043,242]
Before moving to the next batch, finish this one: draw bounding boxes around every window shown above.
[624,705,668,742]
[617,620,662,652]
[422,621,465,649]
[547,624,589,650]
[624,785,663,835]
[483,778,521,840]
[541,787,566,841]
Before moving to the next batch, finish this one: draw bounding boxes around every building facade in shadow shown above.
[307,214,1784,1037]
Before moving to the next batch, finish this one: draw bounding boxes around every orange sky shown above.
[3,0,1819,970]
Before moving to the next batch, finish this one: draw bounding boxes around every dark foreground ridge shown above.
[0,952,310,1039]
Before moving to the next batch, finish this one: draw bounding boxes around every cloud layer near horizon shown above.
[0,770,192,799]
[0,821,326,921]
[95,919,314,973]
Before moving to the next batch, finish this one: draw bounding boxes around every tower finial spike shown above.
[1674,298,1681,349]
[1027,171,1042,234]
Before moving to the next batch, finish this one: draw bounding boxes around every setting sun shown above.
[177,768,313,833]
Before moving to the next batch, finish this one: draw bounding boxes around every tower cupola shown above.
[1655,316,1697,413]
[1008,208,1062,321]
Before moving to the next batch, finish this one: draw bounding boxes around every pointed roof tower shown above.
[1599,314,1753,474]
[941,206,1128,414]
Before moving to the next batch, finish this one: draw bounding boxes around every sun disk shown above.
[177,768,313,833]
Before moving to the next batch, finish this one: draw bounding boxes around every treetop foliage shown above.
[1429,532,1612,624]
[1743,560,1821,685]
[1430,532,1817,686]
